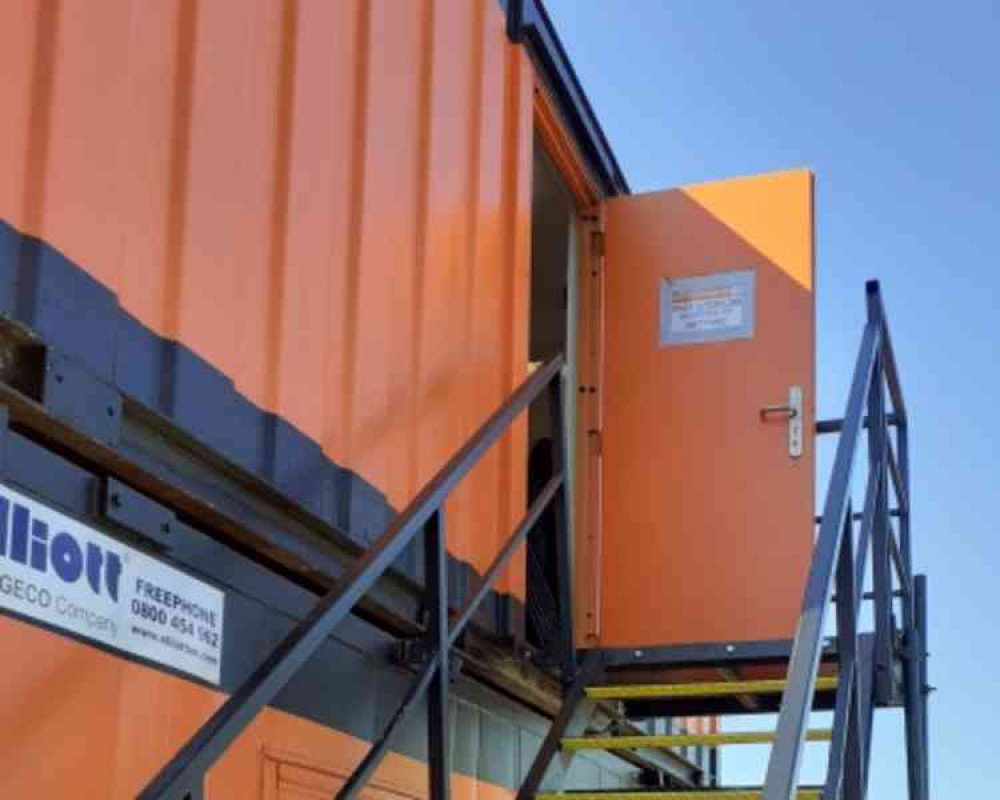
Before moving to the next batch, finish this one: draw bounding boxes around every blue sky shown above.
[545,1,999,795]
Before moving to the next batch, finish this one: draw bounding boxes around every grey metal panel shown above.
[219,594,292,687]
[0,221,19,315]
[565,754,602,790]
[276,638,381,744]
[5,431,98,517]
[12,230,119,382]
[375,664,430,764]
[449,558,473,612]
[43,350,122,445]
[336,469,393,547]
[104,476,177,547]
[517,728,544,787]
[479,712,518,789]
[335,467,428,590]
[453,701,481,778]
[164,344,270,476]
[113,312,166,410]
[268,415,333,520]
[600,767,615,789]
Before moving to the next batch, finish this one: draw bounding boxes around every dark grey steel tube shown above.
[425,510,451,800]
[916,575,930,800]
[337,475,562,800]
[138,357,565,799]
[823,508,861,799]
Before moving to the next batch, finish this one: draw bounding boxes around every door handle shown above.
[760,386,803,458]
[760,405,798,419]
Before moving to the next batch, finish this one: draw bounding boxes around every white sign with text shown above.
[660,269,755,346]
[0,483,224,684]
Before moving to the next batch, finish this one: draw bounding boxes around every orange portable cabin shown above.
[0,1,928,799]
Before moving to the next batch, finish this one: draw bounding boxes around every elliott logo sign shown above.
[1,501,123,599]
[0,483,224,684]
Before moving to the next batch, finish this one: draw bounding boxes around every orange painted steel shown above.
[598,170,816,648]
[0,615,507,799]
[0,0,534,596]
[533,84,602,210]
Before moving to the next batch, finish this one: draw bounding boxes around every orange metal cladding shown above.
[0,0,534,596]
[0,616,503,799]
[598,170,815,648]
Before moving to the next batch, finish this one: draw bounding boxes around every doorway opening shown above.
[526,135,579,656]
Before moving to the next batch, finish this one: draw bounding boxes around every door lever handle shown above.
[760,404,798,419]
[760,386,804,458]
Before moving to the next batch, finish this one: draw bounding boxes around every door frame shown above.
[531,81,606,647]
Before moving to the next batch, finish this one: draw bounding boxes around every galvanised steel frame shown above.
[138,356,577,800]
[761,281,930,800]
[513,285,929,800]
[141,282,929,800]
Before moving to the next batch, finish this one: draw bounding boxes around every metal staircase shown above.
[516,282,930,800]
[139,281,929,800]
[516,654,852,799]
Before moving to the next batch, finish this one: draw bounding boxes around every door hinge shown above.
[590,230,605,258]
[587,428,603,456]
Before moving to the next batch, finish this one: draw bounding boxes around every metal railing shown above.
[138,355,576,800]
[762,281,929,800]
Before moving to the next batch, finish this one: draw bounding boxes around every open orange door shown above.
[597,170,815,649]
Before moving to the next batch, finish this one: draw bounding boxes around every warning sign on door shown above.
[660,269,755,346]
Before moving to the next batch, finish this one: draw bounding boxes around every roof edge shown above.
[504,0,630,196]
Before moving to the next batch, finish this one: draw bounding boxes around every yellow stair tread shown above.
[562,729,832,750]
[585,676,838,700]
[536,791,822,800]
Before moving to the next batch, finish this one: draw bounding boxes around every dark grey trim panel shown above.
[0,218,521,641]
[0,221,714,792]
[0,421,634,792]
[503,0,630,196]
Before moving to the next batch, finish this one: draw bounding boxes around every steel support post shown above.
[902,622,925,800]
[856,634,877,796]
[547,367,576,683]
[846,466,882,800]
[867,359,894,705]
[897,413,924,800]
[425,509,451,800]
[824,600,853,798]
[898,421,912,596]
[916,575,930,800]
[825,505,864,800]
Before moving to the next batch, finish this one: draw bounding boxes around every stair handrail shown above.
[762,281,929,800]
[138,355,576,800]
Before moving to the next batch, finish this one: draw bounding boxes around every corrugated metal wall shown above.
[0,613,631,799]
[0,0,534,594]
